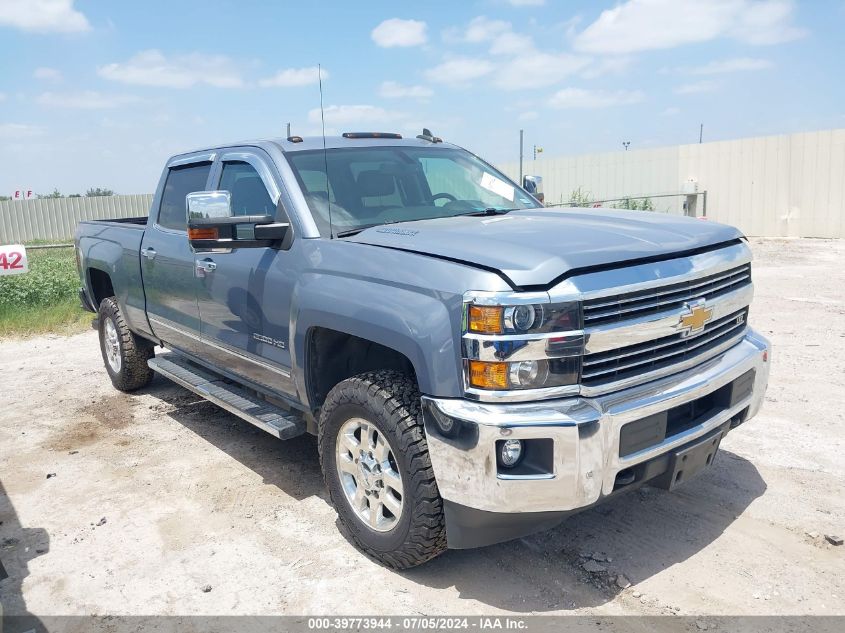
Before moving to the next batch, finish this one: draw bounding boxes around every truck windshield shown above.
[285,146,541,237]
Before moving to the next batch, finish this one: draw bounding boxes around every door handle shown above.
[142,247,157,260]
[196,259,217,273]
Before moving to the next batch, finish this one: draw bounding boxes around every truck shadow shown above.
[402,447,766,611]
[146,376,325,502]
[0,480,49,631]
[145,378,765,612]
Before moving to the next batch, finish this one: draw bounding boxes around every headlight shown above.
[463,294,584,397]
[466,301,580,335]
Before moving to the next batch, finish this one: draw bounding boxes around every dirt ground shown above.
[1,237,844,618]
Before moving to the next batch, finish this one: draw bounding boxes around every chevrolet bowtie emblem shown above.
[678,299,713,337]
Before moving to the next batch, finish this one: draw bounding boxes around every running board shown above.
[148,354,306,440]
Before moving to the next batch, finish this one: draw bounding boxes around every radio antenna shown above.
[318,63,333,239]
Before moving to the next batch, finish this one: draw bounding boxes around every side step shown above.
[148,354,306,440]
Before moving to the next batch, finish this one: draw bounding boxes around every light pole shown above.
[622,141,631,151]
[519,129,524,183]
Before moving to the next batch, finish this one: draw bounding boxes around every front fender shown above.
[292,272,464,402]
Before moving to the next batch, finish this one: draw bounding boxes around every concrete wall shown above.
[500,128,845,238]
[0,194,153,243]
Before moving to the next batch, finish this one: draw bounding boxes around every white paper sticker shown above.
[479,172,515,202]
[0,244,28,276]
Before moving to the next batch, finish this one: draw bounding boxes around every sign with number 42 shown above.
[0,244,28,276]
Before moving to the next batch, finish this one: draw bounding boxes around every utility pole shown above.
[519,129,524,183]
[699,123,703,144]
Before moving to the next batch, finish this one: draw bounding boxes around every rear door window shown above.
[157,162,212,231]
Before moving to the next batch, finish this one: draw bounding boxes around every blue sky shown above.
[1,0,843,195]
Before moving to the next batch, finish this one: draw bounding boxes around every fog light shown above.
[499,439,524,468]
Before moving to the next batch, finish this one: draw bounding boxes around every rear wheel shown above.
[98,297,154,392]
[318,370,447,569]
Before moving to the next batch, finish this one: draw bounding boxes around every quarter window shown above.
[158,162,212,231]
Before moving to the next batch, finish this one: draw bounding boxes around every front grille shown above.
[582,308,748,387]
[583,263,751,326]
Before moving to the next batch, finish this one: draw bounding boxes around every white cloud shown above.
[580,56,633,79]
[661,106,681,116]
[98,49,243,88]
[548,88,644,109]
[371,18,427,47]
[506,0,545,6]
[690,57,773,74]
[518,111,539,121]
[307,105,404,127]
[574,0,806,54]
[258,66,324,88]
[33,67,63,81]
[36,91,140,109]
[379,81,433,99]
[494,52,590,90]
[489,31,535,55]
[424,57,496,85]
[0,123,46,139]
[0,0,90,33]
[675,80,718,94]
[464,16,512,43]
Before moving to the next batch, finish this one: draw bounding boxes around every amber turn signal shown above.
[188,227,219,240]
[469,360,509,390]
[468,305,503,334]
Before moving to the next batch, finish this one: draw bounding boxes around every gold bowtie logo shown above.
[679,300,713,336]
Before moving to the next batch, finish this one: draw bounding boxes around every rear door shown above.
[141,155,214,355]
[194,148,297,395]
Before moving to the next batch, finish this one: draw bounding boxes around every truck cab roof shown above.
[172,135,458,162]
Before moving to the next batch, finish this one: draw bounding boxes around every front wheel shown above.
[318,370,447,569]
[98,297,154,392]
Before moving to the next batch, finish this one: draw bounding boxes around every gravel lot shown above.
[1,238,844,618]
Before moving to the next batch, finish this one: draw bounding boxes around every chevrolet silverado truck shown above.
[75,132,770,569]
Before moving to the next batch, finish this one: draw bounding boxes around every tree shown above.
[0,195,10,202]
[85,187,115,197]
[37,189,63,199]
[68,193,82,198]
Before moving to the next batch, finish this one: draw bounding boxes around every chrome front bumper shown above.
[423,329,771,514]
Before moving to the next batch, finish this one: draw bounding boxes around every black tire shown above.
[97,297,154,392]
[318,370,447,569]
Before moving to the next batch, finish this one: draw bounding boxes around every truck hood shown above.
[347,208,744,288]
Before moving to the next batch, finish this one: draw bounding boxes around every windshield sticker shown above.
[479,172,515,202]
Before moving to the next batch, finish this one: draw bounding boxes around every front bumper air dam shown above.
[422,329,771,549]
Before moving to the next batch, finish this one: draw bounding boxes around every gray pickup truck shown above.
[75,131,771,569]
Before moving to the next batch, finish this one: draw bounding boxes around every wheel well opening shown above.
[307,327,416,410]
[88,268,115,306]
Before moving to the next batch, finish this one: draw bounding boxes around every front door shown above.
[142,158,213,356]
[194,150,296,396]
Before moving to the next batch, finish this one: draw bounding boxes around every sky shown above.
[1,0,843,195]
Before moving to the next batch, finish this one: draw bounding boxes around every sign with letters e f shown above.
[0,244,28,276]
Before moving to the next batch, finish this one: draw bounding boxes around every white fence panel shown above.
[500,128,845,238]
[0,194,153,243]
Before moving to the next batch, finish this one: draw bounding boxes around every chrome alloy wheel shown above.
[335,417,404,532]
[104,317,122,373]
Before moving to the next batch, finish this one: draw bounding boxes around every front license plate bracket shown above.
[655,428,723,491]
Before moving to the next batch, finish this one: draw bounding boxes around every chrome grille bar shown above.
[584,263,751,326]
[582,310,748,384]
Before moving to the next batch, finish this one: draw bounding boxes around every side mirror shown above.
[186,191,289,249]
[522,175,545,204]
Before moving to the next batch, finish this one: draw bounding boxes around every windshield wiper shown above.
[335,219,409,238]
[457,207,518,217]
